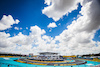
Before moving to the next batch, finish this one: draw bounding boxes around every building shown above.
[38,52,62,60]
[29,53,33,57]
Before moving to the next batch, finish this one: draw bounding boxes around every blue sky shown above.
[0,0,82,37]
[0,0,100,55]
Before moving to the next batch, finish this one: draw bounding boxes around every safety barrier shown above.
[26,59,68,63]
[0,62,21,67]
[0,62,99,67]
[15,59,87,66]
[76,58,100,62]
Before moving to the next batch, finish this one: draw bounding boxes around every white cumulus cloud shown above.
[54,0,100,55]
[0,15,20,30]
[0,25,47,54]
[0,0,100,55]
[14,27,22,30]
[14,27,19,30]
[0,32,13,48]
[42,0,82,21]
[20,27,22,30]
[26,27,28,29]
[47,22,57,28]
